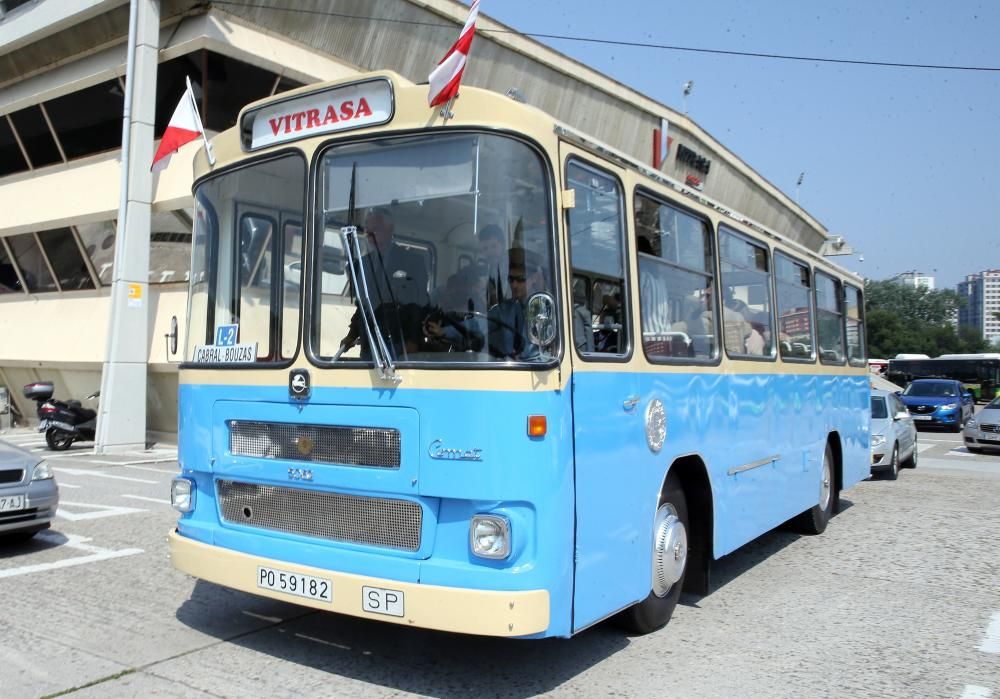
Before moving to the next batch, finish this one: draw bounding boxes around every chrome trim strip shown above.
[727,454,781,476]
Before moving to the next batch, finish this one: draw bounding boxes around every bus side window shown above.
[565,160,630,358]
[815,271,846,364]
[634,191,716,360]
[719,227,776,359]
[844,284,866,366]
[775,252,815,361]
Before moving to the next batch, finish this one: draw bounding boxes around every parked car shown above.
[0,439,59,541]
[899,378,975,432]
[963,395,1000,454]
[870,389,918,480]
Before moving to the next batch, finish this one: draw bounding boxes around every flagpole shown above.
[186,75,215,166]
[439,95,457,121]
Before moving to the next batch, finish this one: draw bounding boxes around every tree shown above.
[864,279,993,358]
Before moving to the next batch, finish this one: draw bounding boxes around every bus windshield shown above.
[312,131,556,366]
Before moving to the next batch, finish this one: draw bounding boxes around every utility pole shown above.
[95,0,161,453]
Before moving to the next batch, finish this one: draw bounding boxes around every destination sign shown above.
[192,343,259,364]
[244,78,393,150]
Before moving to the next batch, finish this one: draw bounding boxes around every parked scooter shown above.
[22,382,99,451]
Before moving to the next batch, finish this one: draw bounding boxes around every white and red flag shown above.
[427,0,480,108]
[151,76,214,172]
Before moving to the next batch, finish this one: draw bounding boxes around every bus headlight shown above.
[470,515,510,559]
[171,477,196,513]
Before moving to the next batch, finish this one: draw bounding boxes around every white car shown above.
[963,395,1000,454]
[870,389,918,480]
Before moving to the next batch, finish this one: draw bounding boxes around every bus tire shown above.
[792,443,835,535]
[616,473,688,635]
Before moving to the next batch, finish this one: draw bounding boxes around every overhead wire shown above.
[211,0,1000,73]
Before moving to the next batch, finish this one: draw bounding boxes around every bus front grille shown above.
[216,479,421,551]
[228,420,401,468]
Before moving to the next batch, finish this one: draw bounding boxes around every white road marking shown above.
[978,611,1000,654]
[243,611,284,624]
[122,494,171,506]
[0,533,143,579]
[917,443,934,453]
[961,685,992,698]
[124,464,178,475]
[295,633,353,651]
[57,501,147,521]
[53,467,156,484]
[57,482,82,489]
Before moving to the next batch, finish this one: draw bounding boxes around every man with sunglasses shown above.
[487,246,545,360]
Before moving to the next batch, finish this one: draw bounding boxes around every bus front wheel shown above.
[617,473,688,634]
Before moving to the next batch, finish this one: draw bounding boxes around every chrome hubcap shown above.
[819,456,832,511]
[652,503,687,597]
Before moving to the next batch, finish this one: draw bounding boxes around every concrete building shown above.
[0,0,842,439]
[895,271,935,290]
[958,270,1000,347]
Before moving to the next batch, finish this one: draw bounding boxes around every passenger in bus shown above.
[488,247,545,360]
[745,321,767,355]
[339,207,430,357]
[701,283,752,354]
[477,223,509,307]
[572,281,595,353]
[637,236,672,337]
[423,264,489,352]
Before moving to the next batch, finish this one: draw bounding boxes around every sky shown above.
[477,1,1000,290]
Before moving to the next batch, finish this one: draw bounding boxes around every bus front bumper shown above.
[168,529,550,637]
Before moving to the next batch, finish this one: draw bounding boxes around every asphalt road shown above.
[1,426,998,699]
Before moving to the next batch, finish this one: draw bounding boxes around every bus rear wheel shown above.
[792,443,836,535]
[617,473,688,634]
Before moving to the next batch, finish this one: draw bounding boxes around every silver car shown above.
[963,396,1000,454]
[0,439,59,541]
[870,389,918,480]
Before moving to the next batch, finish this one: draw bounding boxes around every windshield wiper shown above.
[339,163,400,383]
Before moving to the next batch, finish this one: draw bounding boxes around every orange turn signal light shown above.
[527,415,547,437]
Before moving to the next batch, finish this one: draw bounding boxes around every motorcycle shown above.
[22,382,99,451]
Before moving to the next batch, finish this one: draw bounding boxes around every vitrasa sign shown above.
[242,78,394,150]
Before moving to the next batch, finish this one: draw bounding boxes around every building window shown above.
[0,117,29,177]
[37,228,95,290]
[45,78,125,159]
[6,233,57,292]
[76,220,117,285]
[149,211,193,284]
[8,106,62,169]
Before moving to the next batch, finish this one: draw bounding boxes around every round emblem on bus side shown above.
[645,399,667,453]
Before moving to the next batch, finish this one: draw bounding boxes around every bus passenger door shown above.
[562,154,645,631]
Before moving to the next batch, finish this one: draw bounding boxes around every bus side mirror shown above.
[526,292,557,349]
[166,315,179,357]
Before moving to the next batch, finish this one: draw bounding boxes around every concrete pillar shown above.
[95,0,160,453]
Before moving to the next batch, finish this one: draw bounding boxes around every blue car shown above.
[900,379,975,432]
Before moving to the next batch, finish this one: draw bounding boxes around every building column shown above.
[95,0,161,453]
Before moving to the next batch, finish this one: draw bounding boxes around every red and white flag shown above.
[427,0,480,107]
[151,77,214,172]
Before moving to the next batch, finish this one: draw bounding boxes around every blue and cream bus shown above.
[169,70,870,638]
